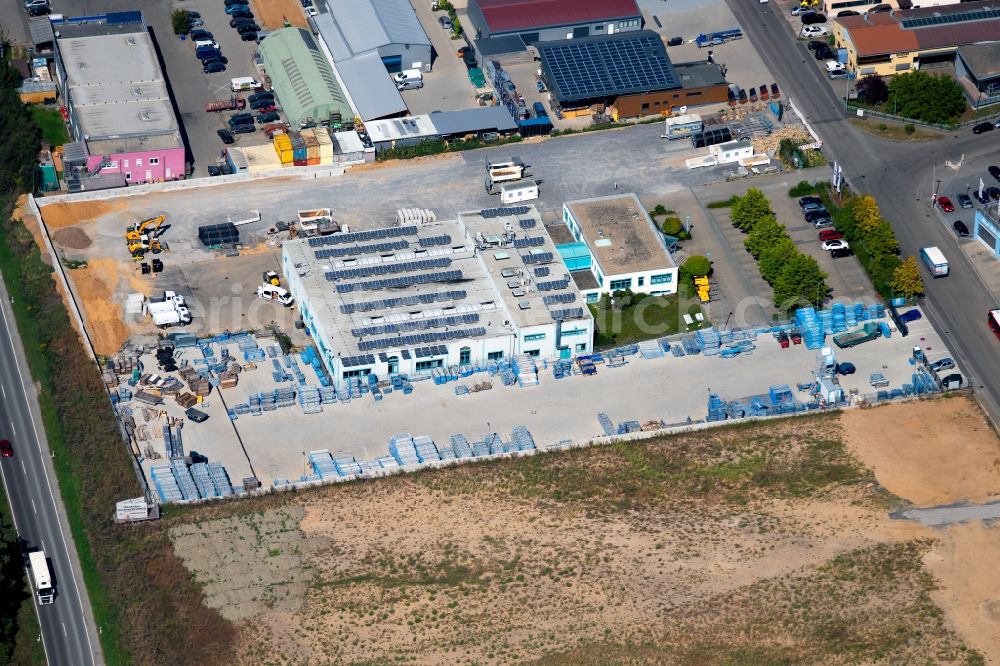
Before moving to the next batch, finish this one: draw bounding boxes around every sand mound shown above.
[71,257,133,355]
[39,199,128,230]
[53,227,92,249]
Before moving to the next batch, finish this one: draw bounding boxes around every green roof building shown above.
[258,28,352,128]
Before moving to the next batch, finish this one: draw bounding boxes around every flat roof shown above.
[57,25,181,147]
[429,107,518,135]
[564,193,676,276]
[958,42,1000,80]
[673,60,727,89]
[460,207,590,328]
[331,51,406,120]
[538,31,680,104]
[365,114,438,143]
[473,0,641,34]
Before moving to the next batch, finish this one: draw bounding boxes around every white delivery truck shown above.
[145,291,192,328]
[485,158,525,193]
[499,179,539,204]
[28,551,54,605]
[919,246,949,277]
[230,76,260,92]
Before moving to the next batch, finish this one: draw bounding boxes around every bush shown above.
[888,70,966,124]
[904,123,915,135]
[855,74,888,105]
[707,196,740,209]
[789,180,819,197]
[680,255,711,285]
[878,123,888,131]
[662,216,683,236]
[171,9,191,35]
[650,204,670,217]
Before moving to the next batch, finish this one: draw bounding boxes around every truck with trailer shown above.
[919,246,949,277]
[28,550,54,605]
[695,28,742,47]
[832,322,881,349]
[145,291,192,328]
[485,158,525,193]
[204,97,246,112]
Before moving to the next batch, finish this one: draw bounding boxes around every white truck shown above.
[919,246,949,277]
[145,291,192,328]
[257,284,294,306]
[297,208,333,234]
[28,551,54,605]
[486,158,525,193]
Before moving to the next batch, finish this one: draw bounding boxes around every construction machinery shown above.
[694,276,711,303]
[125,215,165,241]
[263,270,280,286]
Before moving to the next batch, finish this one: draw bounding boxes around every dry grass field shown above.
[164,397,1000,665]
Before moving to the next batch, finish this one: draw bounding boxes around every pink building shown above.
[54,17,186,190]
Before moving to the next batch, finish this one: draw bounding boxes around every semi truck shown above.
[919,246,949,277]
[28,551,54,605]
[832,322,881,349]
[204,97,246,112]
[297,208,333,234]
[485,158,525,193]
[145,291,192,328]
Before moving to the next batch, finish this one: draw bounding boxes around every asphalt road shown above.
[0,275,99,666]
[728,0,1000,424]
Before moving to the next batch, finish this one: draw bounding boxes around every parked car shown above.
[189,16,205,27]
[813,217,833,228]
[26,4,49,15]
[241,31,259,41]
[818,229,844,241]
[226,6,253,16]
[224,0,249,5]
[801,12,827,24]
[250,98,276,110]
[791,5,811,14]
[953,220,970,237]
[937,196,955,213]
[799,196,823,207]
[805,209,830,222]
[802,201,826,212]
[301,0,313,5]
[257,111,280,123]
[201,56,229,68]
[189,29,213,41]
[231,123,256,134]
[989,165,1000,181]
[228,112,254,125]
[957,193,973,209]
[940,373,963,389]
[305,7,318,17]
[217,129,235,144]
[806,40,827,51]
[236,22,261,33]
[230,16,256,28]
[836,362,856,375]
[837,9,860,16]
[801,25,830,37]
[248,91,275,104]
[990,186,1000,201]
[185,407,210,423]
[193,39,220,50]
[0,439,12,457]
[821,239,849,251]
[203,61,226,74]
[186,10,201,18]
[829,246,854,258]
[974,189,990,204]
[207,165,223,177]
[438,15,452,29]
[867,3,891,13]
[814,47,834,61]
[898,309,922,323]
[930,357,955,372]
[973,121,995,134]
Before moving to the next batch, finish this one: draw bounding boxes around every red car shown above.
[0,440,12,457]
[818,229,843,242]
[937,196,955,213]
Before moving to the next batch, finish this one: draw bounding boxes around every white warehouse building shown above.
[559,193,678,302]
[282,205,593,387]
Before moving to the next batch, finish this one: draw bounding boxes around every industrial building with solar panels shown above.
[282,205,594,386]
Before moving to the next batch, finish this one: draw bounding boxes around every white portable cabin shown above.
[500,180,539,204]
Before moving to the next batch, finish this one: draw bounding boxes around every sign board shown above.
[115,497,149,521]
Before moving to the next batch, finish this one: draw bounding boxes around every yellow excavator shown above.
[125,215,165,242]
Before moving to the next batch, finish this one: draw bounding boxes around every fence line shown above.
[843,100,1000,131]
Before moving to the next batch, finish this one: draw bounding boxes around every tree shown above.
[851,195,881,235]
[856,74,888,105]
[661,216,683,236]
[864,219,899,258]
[743,215,786,258]
[171,9,191,35]
[888,70,966,124]
[758,237,797,285]
[730,188,772,232]
[773,253,829,310]
[680,255,711,286]
[889,256,924,298]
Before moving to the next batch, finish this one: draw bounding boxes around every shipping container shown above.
[300,129,320,163]
[273,134,293,164]
[313,127,334,163]
[291,133,307,162]
[242,144,283,173]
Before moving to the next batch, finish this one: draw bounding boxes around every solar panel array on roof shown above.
[340,290,466,314]
[315,239,409,259]
[539,32,679,103]
[901,7,1000,27]
[518,218,537,229]
[534,266,550,277]
[358,327,487,351]
[336,269,463,293]
[512,236,546,248]
[325,257,452,281]
[550,307,585,320]
[536,277,571,291]
[414,345,447,358]
[308,225,418,247]
[480,206,531,218]
[341,354,376,368]
[401,349,412,359]
[352,313,480,338]
[543,293,576,305]
[521,251,554,264]
[418,234,452,247]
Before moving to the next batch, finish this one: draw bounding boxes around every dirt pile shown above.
[38,199,128,230]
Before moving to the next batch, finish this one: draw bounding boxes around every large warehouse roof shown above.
[538,31,680,104]
[325,0,430,57]
[259,28,352,126]
[836,1,1000,56]
[473,0,641,33]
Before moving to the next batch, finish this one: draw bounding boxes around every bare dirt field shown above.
[165,399,1000,665]
[252,0,307,30]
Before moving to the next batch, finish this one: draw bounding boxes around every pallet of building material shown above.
[135,390,164,406]
[175,392,199,408]
[641,420,664,432]
[471,381,493,392]
[103,370,118,387]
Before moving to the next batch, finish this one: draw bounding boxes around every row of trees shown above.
[837,194,923,297]
[855,70,966,124]
[731,189,830,310]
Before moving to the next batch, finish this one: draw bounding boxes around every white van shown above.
[393,69,423,84]
[231,76,260,92]
[194,39,219,50]
[397,78,424,90]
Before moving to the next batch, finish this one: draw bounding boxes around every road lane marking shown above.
[62,623,67,637]
[9,422,14,436]
[20,459,26,474]
[31,498,36,515]
[1,384,5,399]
